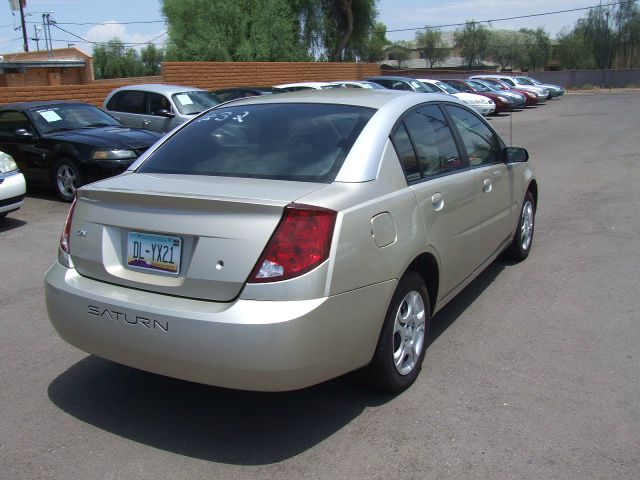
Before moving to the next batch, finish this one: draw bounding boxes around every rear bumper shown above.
[45,262,395,391]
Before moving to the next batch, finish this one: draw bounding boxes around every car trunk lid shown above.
[69,173,327,302]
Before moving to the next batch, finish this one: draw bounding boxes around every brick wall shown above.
[163,62,380,89]
[0,62,381,106]
[0,82,134,107]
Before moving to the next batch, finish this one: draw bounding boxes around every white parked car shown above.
[0,151,26,219]
[330,80,386,89]
[418,79,496,116]
[274,82,334,92]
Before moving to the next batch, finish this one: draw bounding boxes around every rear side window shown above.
[107,91,145,114]
[138,103,375,183]
[404,105,464,177]
[390,124,420,182]
[392,104,464,183]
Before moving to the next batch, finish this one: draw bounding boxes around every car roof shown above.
[274,82,333,89]
[417,78,445,85]
[0,100,95,112]
[218,88,459,110]
[213,86,277,93]
[366,76,419,82]
[108,83,208,95]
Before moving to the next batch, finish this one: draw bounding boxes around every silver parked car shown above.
[104,84,220,133]
[45,90,538,393]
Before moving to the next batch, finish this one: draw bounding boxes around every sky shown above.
[0,0,620,55]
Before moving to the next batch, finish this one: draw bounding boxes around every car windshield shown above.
[171,91,220,115]
[411,81,437,93]
[516,77,535,85]
[434,82,459,94]
[361,81,385,89]
[485,79,507,90]
[529,78,543,85]
[29,104,121,134]
[467,80,491,92]
[446,81,472,93]
[138,103,375,183]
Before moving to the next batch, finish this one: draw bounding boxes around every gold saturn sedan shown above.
[45,89,537,393]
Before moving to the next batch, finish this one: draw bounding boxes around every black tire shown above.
[52,158,81,202]
[505,190,535,261]
[360,271,430,393]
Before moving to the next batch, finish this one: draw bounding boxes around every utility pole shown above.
[19,0,29,52]
[31,25,42,51]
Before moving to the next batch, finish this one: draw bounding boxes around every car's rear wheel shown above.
[361,271,430,393]
[52,158,81,202]
[505,190,535,261]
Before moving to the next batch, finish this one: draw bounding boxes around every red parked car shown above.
[440,79,514,114]
[472,77,539,106]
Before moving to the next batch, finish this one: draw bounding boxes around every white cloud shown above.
[85,21,164,48]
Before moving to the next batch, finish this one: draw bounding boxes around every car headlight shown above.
[0,152,18,173]
[498,96,508,102]
[92,149,137,160]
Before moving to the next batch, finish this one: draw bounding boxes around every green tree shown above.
[519,28,551,71]
[287,0,378,60]
[485,30,524,70]
[613,2,640,67]
[140,44,165,76]
[359,22,390,62]
[92,38,145,79]
[556,26,595,69]
[163,0,305,61]
[454,21,490,68]
[414,27,450,68]
[387,40,411,68]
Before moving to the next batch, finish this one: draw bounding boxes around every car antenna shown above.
[509,109,513,147]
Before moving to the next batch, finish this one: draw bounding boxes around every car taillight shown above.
[60,197,77,254]
[249,203,337,283]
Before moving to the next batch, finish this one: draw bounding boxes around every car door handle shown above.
[143,120,151,126]
[431,192,444,211]
[483,178,493,193]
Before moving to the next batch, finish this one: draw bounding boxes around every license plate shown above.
[127,232,182,275]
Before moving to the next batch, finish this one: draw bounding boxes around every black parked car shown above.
[0,101,162,201]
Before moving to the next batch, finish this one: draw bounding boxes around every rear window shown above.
[138,103,375,183]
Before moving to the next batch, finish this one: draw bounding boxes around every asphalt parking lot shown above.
[1,93,639,480]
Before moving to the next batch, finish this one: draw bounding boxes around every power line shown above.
[51,23,167,47]
[26,20,165,26]
[386,0,639,33]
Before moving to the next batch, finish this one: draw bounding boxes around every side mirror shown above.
[156,109,174,118]
[504,147,529,163]
[15,128,34,138]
